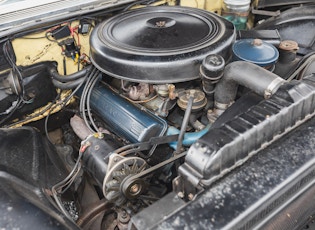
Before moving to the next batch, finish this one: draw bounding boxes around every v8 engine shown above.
[1,2,315,230]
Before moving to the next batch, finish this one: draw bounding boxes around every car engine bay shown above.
[1,0,315,229]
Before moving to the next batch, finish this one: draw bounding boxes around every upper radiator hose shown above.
[214,61,285,110]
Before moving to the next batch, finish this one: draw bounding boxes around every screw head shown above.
[177,192,184,198]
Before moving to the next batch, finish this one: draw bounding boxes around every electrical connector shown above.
[51,25,71,40]
[78,19,91,35]
[59,38,80,58]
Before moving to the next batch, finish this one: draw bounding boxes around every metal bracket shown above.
[252,7,281,17]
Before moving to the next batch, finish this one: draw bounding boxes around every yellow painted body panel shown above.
[180,0,223,14]
[12,21,91,75]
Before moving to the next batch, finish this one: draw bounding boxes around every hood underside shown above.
[0,0,136,37]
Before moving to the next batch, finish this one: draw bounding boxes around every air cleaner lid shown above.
[90,6,235,83]
[232,39,279,67]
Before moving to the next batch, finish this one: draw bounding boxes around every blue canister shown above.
[232,39,279,70]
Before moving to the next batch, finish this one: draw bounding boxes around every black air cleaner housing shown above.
[90,6,235,83]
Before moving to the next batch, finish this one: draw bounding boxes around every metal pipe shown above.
[70,115,92,140]
[214,61,285,109]
[175,96,194,153]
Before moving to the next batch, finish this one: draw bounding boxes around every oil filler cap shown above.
[232,39,279,68]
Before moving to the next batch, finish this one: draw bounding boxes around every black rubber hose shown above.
[49,64,92,82]
[214,61,285,109]
[52,78,86,90]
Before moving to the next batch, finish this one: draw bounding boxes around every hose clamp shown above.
[265,77,285,99]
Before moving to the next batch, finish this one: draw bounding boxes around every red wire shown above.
[74,31,80,46]
[47,22,70,32]
[68,24,80,46]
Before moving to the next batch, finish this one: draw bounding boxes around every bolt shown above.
[130,184,140,194]
[177,192,184,198]
[121,210,128,219]
[264,90,272,99]
[156,21,166,27]
[119,210,130,224]
[252,39,263,46]
[190,89,196,98]
[188,193,194,201]
[94,145,100,151]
